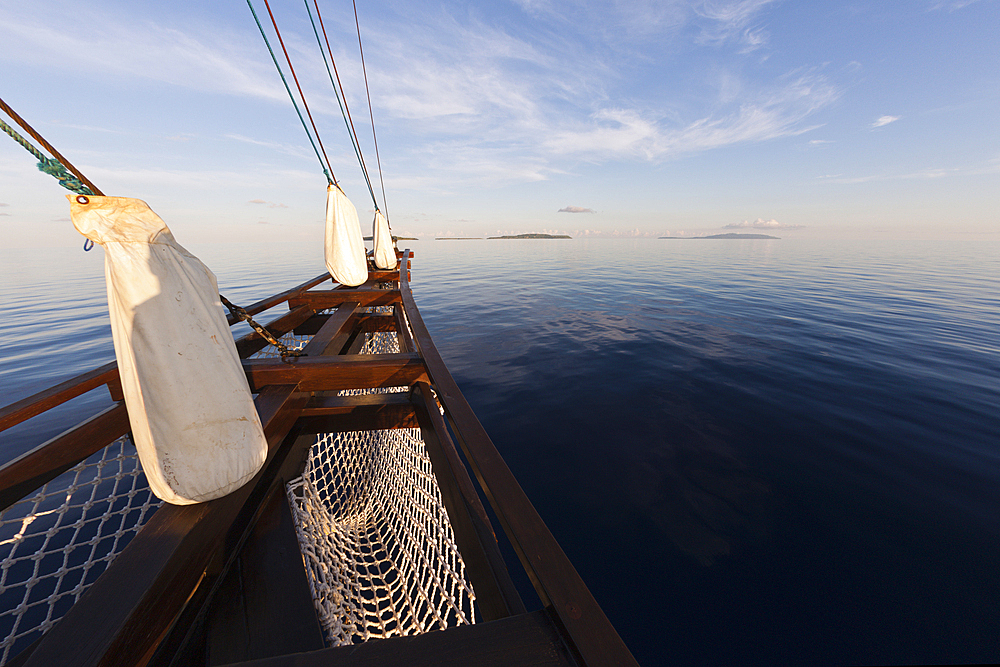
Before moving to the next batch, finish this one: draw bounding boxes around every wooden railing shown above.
[1,252,638,667]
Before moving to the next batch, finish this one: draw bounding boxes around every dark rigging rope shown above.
[305,0,378,211]
[352,0,390,223]
[246,0,334,185]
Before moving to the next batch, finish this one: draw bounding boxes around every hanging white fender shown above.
[324,183,368,286]
[68,195,268,505]
[372,209,395,270]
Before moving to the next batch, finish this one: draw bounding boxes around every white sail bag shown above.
[324,183,368,286]
[372,209,396,270]
[69,195,268,505]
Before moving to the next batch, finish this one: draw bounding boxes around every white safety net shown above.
[285,318,476,646]
[0,435,161,664]
[286,428,476,646]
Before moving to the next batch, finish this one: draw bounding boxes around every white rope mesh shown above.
[0,435,161,664]
[286,428,476,646]
[286,312,476,645]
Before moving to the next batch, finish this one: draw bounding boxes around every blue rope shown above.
[247,0,332,185]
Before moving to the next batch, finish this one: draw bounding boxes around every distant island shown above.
[363,235,418,241]
[660,233,779,240]
[487,233,572,239]
[436,237,482,240]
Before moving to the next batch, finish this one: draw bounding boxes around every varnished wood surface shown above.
[298,303,358,357]
[287,289,401,310]
[225,274,330,325]
[0,362,119,433]
[411,382,526,621]
[204,486,326,665]
[0,403,130,512]
[21,385,309,667]
[234,306,315,358]
[241,354,428,393]
[214,610,577,667]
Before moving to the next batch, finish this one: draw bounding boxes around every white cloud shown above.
[248,199,288,209]
[809,139,834,145]
[929,0,985,11]
[872,115,900,128]
[559,206,594,213]
[725,218,804,229]
[693,0,779,51]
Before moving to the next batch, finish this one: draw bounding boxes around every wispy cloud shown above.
[725,218,804,229]
[809,139,834,145]
[248,199,288,209]
[544,72,838,160]
[928,0,985,11]
[693,0,779,51]
[559,206,595,213]
[0,202,9,207]
[819,167,952,184]
[872,115,900,128]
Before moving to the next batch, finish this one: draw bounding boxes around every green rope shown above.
[247,0,333,185]
[1,117,95,195]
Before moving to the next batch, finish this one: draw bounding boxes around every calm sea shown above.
[2,237,998,665]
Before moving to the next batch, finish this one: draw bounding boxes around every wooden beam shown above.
[205,610,576,667]
[234,306,315,358]
[242,354,428,393]
[22,385,310,667]
[394,305,415,354]
[287,289,400,310]
[298,302,358,357]
[203,485,326,665]
[396,251,638,667]
[412,382,526,621]
[0,403,130,513]
[0,362,118,433]
[225,274,330,325]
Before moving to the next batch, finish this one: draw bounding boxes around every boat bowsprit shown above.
[0,251,639,666]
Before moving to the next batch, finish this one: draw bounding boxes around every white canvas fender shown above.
[324,183,368,286]
[68,195,268,505]
[372,210,396,270]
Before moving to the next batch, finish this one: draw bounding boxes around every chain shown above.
[220,294,303,359]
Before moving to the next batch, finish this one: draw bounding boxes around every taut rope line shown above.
[246,0,334,184]
[0,96,103,197]
[260,0,336,183]
[352,0,390,222]
[307,0,379,211]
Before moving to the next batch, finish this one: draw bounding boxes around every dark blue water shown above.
[2,237,999,665]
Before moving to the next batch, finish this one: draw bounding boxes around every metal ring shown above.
[76,195,90,204]
[83,239,94,251]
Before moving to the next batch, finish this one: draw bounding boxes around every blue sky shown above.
[1,0,997,245]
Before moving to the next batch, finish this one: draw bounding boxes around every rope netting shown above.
[286,427,476,646]
[0,435,161,664]
[285,317,476,645]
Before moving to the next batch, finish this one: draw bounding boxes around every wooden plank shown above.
[298,303,358,357]
[0,362,118,433]
[287,289,400,311]
[412,382,526,621]
[299,392,412,415]
[394,305,415,354]
[296,408,418,435]
[225,274,330,325]
[0,403,130,512]
[396,251,638,667]
[22,385,309,667]
[204,485,325,665]
[211,609,576,667]
[2,276,329,432]
[242,354,428,393]
[234,306,314,358]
